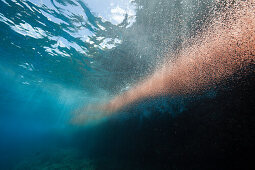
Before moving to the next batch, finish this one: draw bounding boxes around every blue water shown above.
[1,0,255,169]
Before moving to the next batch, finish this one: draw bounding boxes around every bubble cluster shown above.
[73,1,255,123]
[105,1,255,112]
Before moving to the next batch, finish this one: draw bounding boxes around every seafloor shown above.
[13,71,255,170]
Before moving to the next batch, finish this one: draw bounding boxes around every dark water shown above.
[1,0,255,169]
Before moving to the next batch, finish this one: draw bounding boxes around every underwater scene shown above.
[0,0,255,169]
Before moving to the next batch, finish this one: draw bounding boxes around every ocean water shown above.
[1,0,255,169]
